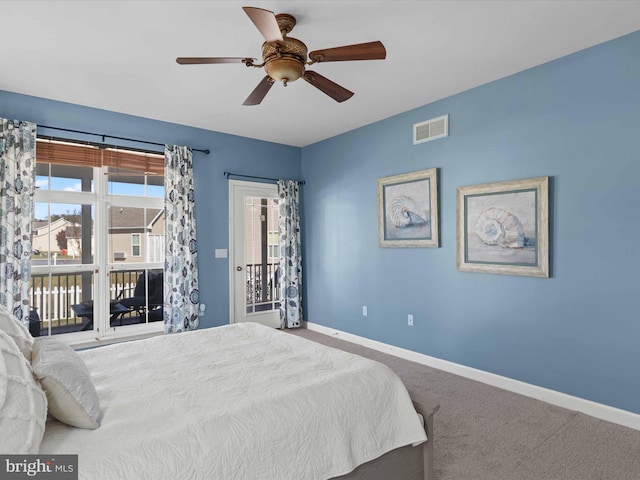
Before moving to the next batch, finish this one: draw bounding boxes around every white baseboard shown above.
[304,321,640,432]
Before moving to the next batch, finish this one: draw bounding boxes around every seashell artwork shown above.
[474,207,526,248]
[378,168,438,247]
[457,176,549,277]
[389,195,428,228]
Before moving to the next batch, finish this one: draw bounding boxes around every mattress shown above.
[40,323,427,479]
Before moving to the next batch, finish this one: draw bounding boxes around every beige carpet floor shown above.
[289,328,640,480]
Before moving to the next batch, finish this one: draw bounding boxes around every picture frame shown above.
[456,176,549,277]
[377,168,439,248]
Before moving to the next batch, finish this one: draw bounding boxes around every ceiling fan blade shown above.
[242,6,284,46]
[176,57,254,65]
[309,41,386,63]
[243,76,275,106]
[303,71,354,103]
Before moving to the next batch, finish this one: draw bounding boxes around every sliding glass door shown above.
[31,140,165,337]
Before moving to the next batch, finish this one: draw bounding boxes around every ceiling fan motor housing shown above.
[262,37,307,84]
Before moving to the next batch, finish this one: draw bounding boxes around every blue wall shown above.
[2,30,639,415]
[0,92,301,329]
[301,31,640,414]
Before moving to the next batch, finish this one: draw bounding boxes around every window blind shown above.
[102,147,164,176]
[36,138,164,175]
[36,139,101,168]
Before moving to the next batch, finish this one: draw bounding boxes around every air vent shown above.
[413,114,449,145]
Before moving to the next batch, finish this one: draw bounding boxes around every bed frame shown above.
[334,389,440,480]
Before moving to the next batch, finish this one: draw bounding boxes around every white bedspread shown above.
[40,323,427,480]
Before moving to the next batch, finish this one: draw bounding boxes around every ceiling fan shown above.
[176,6,386,106]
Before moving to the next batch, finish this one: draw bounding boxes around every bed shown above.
[3,319,439,480]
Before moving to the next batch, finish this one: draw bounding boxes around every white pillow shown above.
[31,337,102,429]
[0,304,34,361]
[0,329,48,454]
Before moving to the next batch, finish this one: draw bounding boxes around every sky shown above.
[35,175,163,219]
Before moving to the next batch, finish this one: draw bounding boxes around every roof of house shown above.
[108,207,163,230]
[33,208,163,237]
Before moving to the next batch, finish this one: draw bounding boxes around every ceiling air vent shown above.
[413,114,449,145]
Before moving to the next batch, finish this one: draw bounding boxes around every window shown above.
[131,234,141,257]
[147,234,164,263]
[32,139,165,337]
[244,196,280,314]
[267,231,279,259]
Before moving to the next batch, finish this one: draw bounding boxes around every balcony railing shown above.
[29,269,148,334]
[29,264,280,334]
[245,262,280,314]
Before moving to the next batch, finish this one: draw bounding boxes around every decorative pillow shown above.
[0,304,34,361]
[0,329,48,454]
[31,337,102,429]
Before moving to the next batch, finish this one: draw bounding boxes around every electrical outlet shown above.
[362,306,368,316]
[408,314,414,326]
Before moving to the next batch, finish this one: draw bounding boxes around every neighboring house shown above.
[63,225,83,258]
[108,207,164,263]
[32,208,164,263]
[31,217,75,254]
[244,196,280,266]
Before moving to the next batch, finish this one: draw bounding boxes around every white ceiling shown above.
[2,1,640,147]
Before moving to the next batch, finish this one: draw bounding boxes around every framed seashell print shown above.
[377,168,439,247]
[456,176,549,277]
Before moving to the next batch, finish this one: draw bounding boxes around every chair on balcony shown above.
[119,271,164,323]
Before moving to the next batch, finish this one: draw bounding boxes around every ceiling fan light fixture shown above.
[265,56,305,84]
[262,36,307,85]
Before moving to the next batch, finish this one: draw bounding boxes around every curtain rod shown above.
[38,125,210,155]
[224,171,305,185]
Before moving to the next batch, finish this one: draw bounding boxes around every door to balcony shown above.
[229,180,280,328]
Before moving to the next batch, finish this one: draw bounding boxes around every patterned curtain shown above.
[277,180,303,328]
[163,145,199,333]
[0,118,36,327]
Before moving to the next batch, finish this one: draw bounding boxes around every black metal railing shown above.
[111,269,148,300]
[245,262,280,307]
[30,263,279,334]
[29,269,147,334]
[30,272,87,332]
